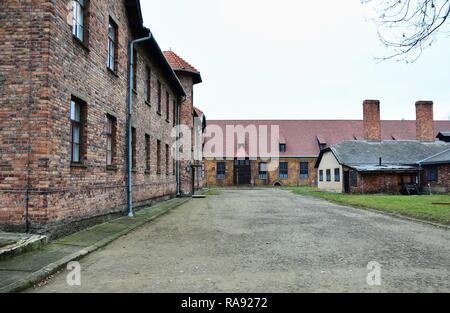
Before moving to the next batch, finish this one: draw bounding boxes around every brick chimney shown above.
[363,100,381,141]
[416,101,434,141]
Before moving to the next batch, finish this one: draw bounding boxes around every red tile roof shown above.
[203,120,450,158]
[164,51,199,73]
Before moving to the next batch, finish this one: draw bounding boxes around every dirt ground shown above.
[29,188,450,293]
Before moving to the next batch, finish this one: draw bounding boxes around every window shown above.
[157,81,162,114]
[106,115,116,166]
[132,48,137,91]
[70,99,83,163]
[165,144,169,175]
[156,139,161,174]
[131,127,136,169]
[145,134,150,172]
[259,162,268,180]
[217,162,226,180]
[166,91,170,121]
[201,161,205,178]
[279,144,286,153]
[319,170,323,182]
[145,66,151,103]
[107,19,117,71]
[300,162,309,179]
[72,0,86,42]
[279,162,288,179]
[173,100,176,127]
[427,166,438,182]
[334,168,340,182]
[350,170,358,187]
[326,169,331,181]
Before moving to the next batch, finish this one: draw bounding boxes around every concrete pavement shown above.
[27,188,450,293]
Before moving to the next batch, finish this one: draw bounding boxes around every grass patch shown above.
[284,186,450,225]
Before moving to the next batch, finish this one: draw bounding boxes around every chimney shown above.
[363,100,381,141]
[416,101,434,141]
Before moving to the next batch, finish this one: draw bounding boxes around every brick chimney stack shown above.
[416,101,434,141]
[363,100,381,141]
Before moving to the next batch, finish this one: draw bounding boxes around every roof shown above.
[124,1,186,97]
[163,51,202,84]
[436,131,450,138]
[317,140,450,170]
[194,107,204,117]
[204,120,450,158]
[418,148,450,165]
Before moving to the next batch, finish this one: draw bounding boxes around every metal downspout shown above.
[127,34,152,217]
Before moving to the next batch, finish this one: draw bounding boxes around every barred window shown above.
[72,0,86,42]
[217,162,226,180]
[300,162,309,179]
[279,144,286,153]
[279,162,288,179]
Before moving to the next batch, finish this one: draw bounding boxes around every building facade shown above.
[0,0,202,235]
[204,103,450,188]
[316,101,450,194]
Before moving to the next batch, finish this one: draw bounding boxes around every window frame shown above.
[279,162,289,179]
[72,0,87,42]
[300,162,309,179]
[334,168,340,182]
[145,134,151,172]
[157,81,162,114]
[70,99,83,164]
[131,127,136,170]
[166,91,170,122]
[145,66,151,104]
[216,162,226,180]
[107,18,118,72]
[165,144,170,176]
[319,170,323,182]
[173,100,176,127]
[106,115,116,166]
[156,139,161,174]
[326,169,331,182]
[259,162,268,180]
[427,166,438,182]
[279,143,286,153]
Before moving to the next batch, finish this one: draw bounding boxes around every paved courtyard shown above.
[29,189,449,293]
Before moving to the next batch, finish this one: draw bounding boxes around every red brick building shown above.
[0,0,203,235]
[316,101,450,194]
[204,102,450,188]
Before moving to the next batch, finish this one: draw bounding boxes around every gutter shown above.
[127,33,153,217]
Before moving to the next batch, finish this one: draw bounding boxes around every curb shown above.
[0,198,189,293]
[284,189,450,230]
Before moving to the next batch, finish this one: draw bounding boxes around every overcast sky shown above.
[141,0,450,121]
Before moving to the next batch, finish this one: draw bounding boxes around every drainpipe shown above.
[176,96,187,196]
[127,34,152,217]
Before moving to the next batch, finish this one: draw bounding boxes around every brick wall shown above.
[204,158,317,187]
[0,0,182,234]
[349,172,417,194]
[421,164,450,193]
[416,101,434,142]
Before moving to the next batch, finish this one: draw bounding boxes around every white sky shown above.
[141,0,450,121]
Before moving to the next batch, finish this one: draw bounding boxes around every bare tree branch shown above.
[362,0,450,62]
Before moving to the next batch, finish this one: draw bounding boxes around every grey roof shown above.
[350,165,418,172]
[330,141,450,169]
[418,148,450,165]
[437,131,450,137]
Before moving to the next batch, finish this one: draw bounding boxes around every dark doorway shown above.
[234,158,251,185]
[343,171,350,193]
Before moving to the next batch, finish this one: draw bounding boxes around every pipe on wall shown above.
[127,34,153,217]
